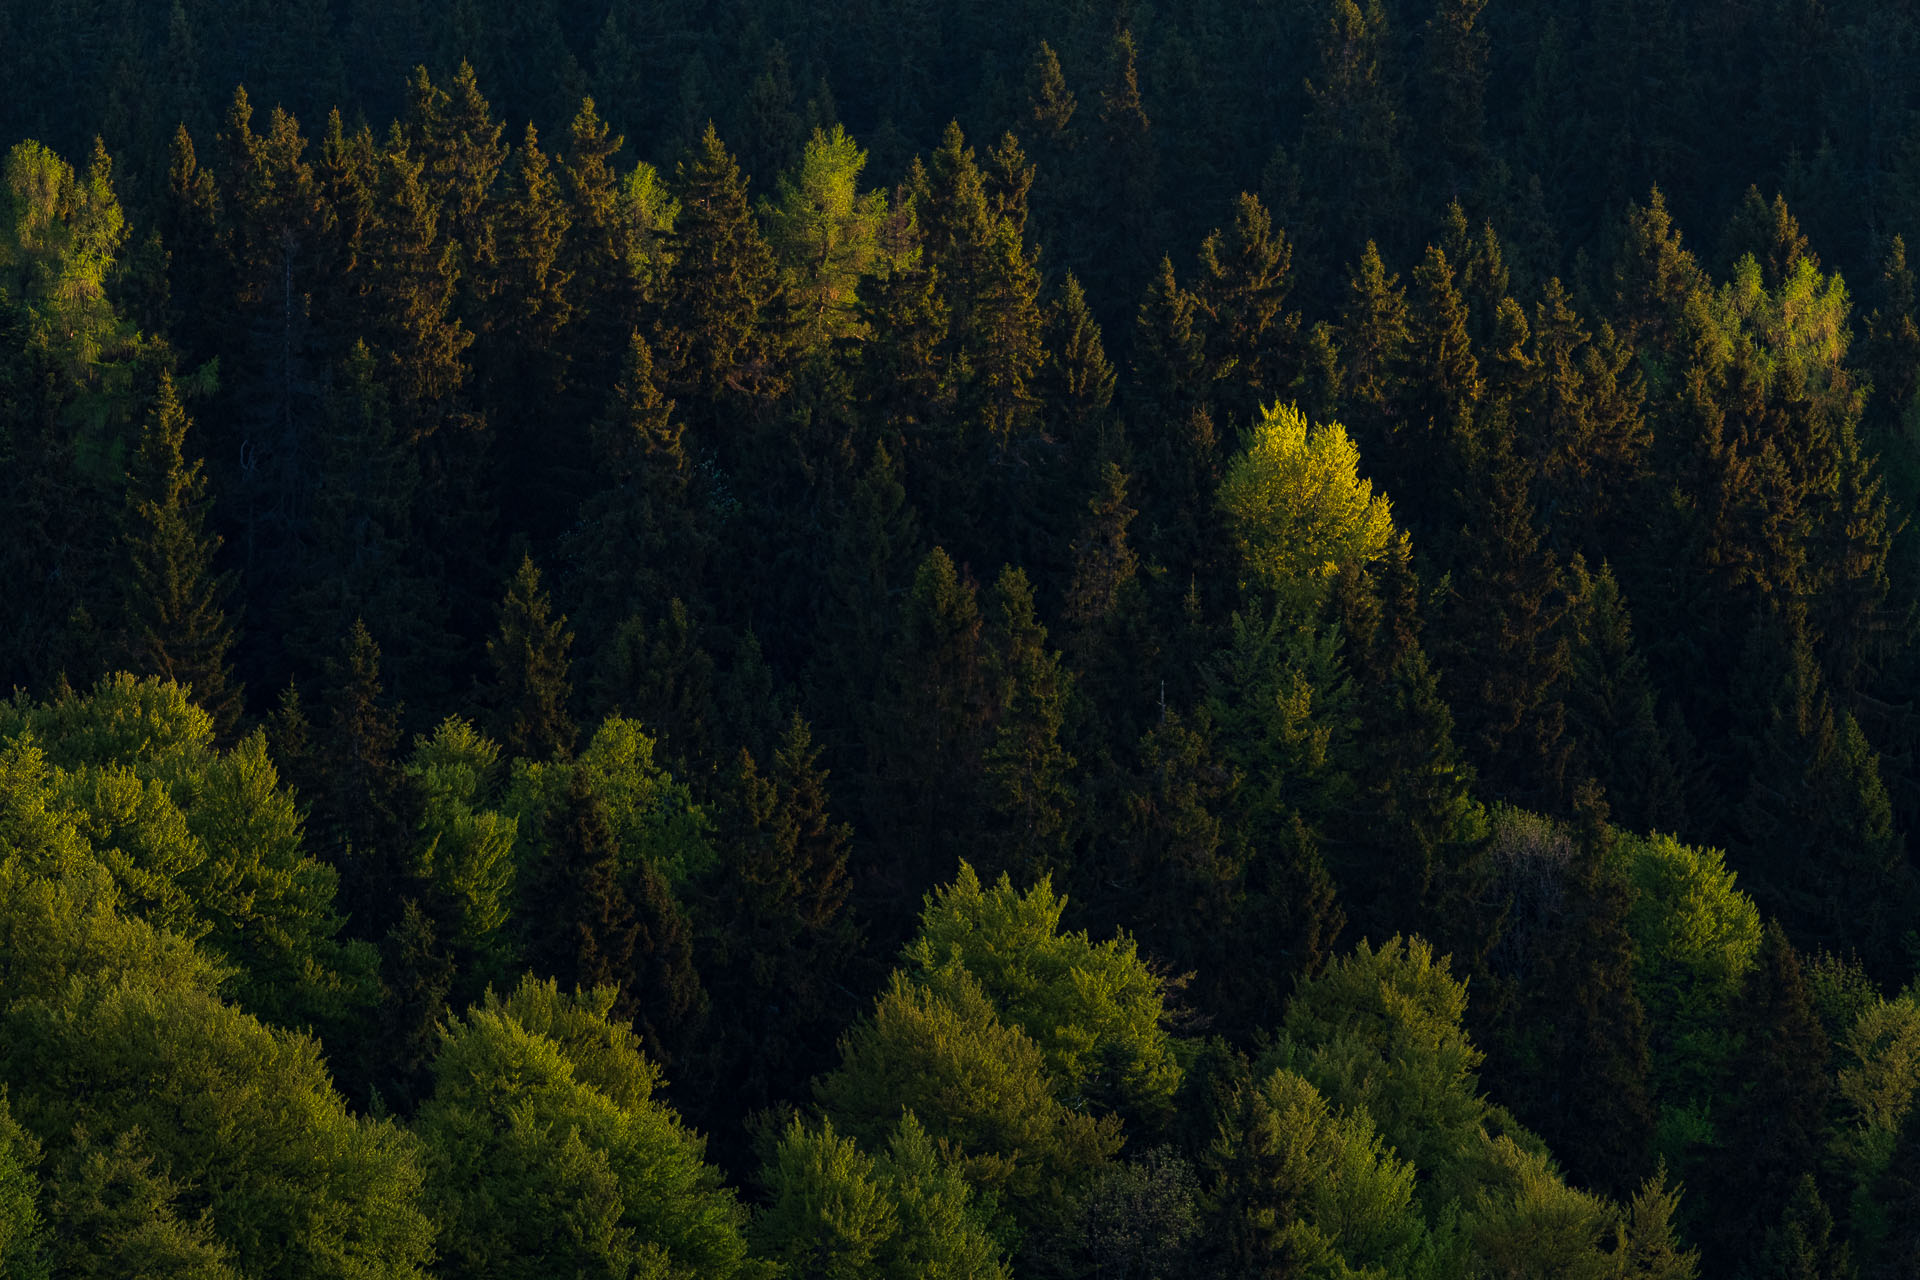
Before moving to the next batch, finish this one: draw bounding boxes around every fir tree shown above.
[1193,192,1300,428]
[374,898,456,1112]
[484,554,576,762]
[525,768,641,1013]
[1499,788,1657,1199]
[861,548,988,928]
[1300,0,1407,260]
[1041,273,1119,490]
[627,853,708,1074]
[698,714,861,1127]
[1334,241,1411,467]
[120,371,241,735]
[1706,921,1834,1274]
[982,566,1078,881]
[656,122,784,423]
[315,619,410,938]
[1417,0,1489,200]
[1565,559,1682,834]
[1757,1174,1857,1280]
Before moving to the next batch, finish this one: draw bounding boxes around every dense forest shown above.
[5,0,1920,1275]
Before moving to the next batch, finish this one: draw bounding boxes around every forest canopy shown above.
[4,0,1920,1275]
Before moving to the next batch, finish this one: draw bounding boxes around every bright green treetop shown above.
[1218,402,1397,618]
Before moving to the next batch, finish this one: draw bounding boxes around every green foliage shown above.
[506,715,713,886]
[903,863,1180,1116]
[815,968,1122,1231]
[405,717,517,981]
[1206,1067,1427,1277]
[0,773,433,1279]
[1280,936,1490,1195]
[0,139,142,406]
[0,1095,45,1280]
[764,125,891,352]
[119,373,240,735]
[1616,832,1762,1127]
[1218,402,1397,620]
[1,677,372,1030]
[417,976,762,1280]
[755,1113,1009,1280]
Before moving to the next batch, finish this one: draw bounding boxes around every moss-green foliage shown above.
[0,740,433,1279]
[902,863,1181,1116]
[416,976,762,1280]
[1207,1066,1428,1277]
[763,124,894,352]
[504,715,712,885]
[755,1113,1009,1280]
[1278,936,1492,1198]
[405,716,517,981]
[1218,402,1397,620]
[0,1095,46,1280]
[815,969,1121,1231]
[0,676,375,1029]
[1615,832,1763,1153]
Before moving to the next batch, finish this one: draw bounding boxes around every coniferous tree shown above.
[373,898,456,1111]
[120,372,241,735]
[314,619,410,938]
[655,122,784,428]
[1042,273,1118,480]
[1732,610,1910,975]
[1441,440,1576,813]
[1706,921,1834,1274]
[1192,192,1300,428]
[626,852,708,1073]
[1300,0,1407,262]
[525,768,640,1012]
[1335,242,1411,469]
[861,548,987,926]
[1758,1174,1857,1280]
[698,713,860,1125]
[1086,30,1157,309]
[1416,0,1489,201]
[1496,789,1656,1199]
[1399,242,1482,530]
[981,566,1077,881]
[484,554,576,762]
[1565,559,1682,834]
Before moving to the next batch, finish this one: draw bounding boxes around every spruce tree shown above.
[698,714,861,1128]
[315,619,410,939]
[1335,242,1411,469]
[525,768,641,1014]
[1193,192,1300,428]
[861,548,988,929]
[1440,439,1576,813]
[655,122,784,424]
[1757,1174,1856,1280]
[1732,610,1909,976]
[485,554,577,762]
[627,853,708,1074]
[1398,242,1480,527]
[374,898,456,1112]
[982,566,1078,881]
[1416,0,1489,200]
[1041,272,1119,495]
[1300,0,1407,261]
[120,371,242,736]
[1706,921,1834,1274]
[1565,559,1682,834]
[1499,788,1656,1199]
